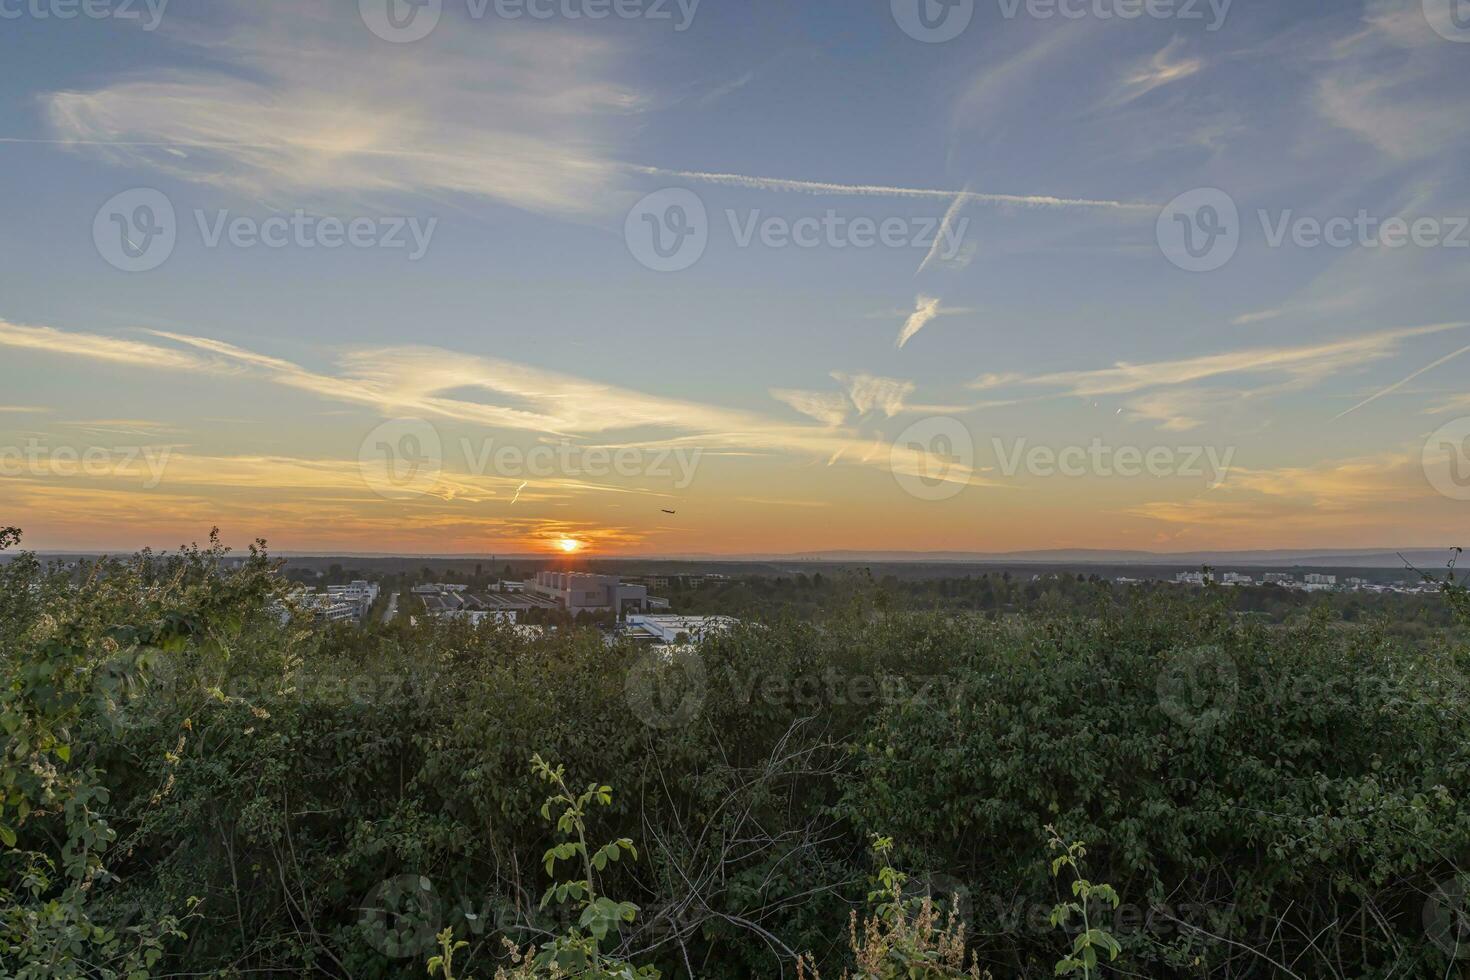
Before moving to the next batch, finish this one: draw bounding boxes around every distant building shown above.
[1220,572,1254,586]
[624,614,737,644]
[1262,573,1294,585]
[1304,573,1337,586]
[526,572,649,615]
[292,590,366,624]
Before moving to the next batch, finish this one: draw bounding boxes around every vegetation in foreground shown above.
[2,526,1469,978]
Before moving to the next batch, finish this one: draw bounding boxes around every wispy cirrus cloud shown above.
[1108,37,1202,107]
[972,322,1469,400]
[894,295,980,349]
[637,167,1155,211]
[770,372,916,425]
[769,388,850,426]
[0,317,982,489]
[1312,3,1468,163]
[832,372,914,417]
[44,3,641,218]
[1125,447,1452,542]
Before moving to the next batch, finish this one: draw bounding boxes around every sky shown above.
[1,0,1468,556]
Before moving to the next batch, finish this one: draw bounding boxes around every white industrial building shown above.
[624,614,738,644]
[525,572,650,615]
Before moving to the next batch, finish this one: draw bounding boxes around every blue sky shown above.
[1,0,1468,554]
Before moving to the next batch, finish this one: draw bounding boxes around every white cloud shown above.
[769,388,850,426]
[0,317,983,488]
[45,5,640,217]
[1312,3,1466,162]
[897,295,943,349]
[832,372,914,417]
[973,322,1468,398]
[1109,37,1203,107]
[636,168,1154,211]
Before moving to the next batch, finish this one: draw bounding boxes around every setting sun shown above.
[555,537,583,554]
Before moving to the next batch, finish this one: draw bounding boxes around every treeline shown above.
[3,527,1470,978]
[665,568,1461,632]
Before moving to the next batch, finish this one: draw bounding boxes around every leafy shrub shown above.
[3,528,1469,978]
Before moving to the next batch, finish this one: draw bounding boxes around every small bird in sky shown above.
[661,509,677,515]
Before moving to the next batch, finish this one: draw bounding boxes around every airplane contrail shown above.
[1333,344,1470,420]
[632,166,1156,211]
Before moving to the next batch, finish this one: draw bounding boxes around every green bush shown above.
[3,528,1469,978]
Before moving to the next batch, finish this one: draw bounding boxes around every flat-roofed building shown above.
[526,572,648,614]
[624,614,737,644]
